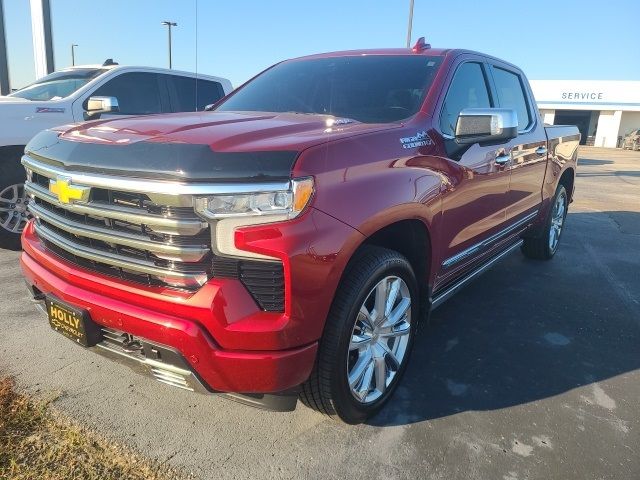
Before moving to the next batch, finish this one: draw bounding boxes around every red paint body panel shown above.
[21,47,579,397]
[21,222,318,393]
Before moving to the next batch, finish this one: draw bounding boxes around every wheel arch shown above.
[0,145,27,181]
[558,167,575,202]
[0,144,26,158]
[336,215,434,322]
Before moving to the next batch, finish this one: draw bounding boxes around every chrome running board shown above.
[431,239,524,310]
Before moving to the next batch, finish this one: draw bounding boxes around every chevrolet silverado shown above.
[20,39,579,424]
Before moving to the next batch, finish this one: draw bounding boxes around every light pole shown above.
[406,0,415,48]
[71,43,77,66]
[161,21,177,69]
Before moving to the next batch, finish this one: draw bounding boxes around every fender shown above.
[292,124,448,292]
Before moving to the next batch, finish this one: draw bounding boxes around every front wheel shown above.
[521,184,568,260]
[300,246,418,424]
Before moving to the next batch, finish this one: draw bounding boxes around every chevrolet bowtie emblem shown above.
[49,177,90,204]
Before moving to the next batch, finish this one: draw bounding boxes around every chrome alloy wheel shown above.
[0,183,30,235]
[347,275,412,404]
[549,189,567,252]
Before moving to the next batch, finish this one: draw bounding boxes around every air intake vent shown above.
[212,255,285,312]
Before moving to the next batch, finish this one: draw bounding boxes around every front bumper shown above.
[21,222,318,408]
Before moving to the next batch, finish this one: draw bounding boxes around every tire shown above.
[300,245,419,424]
[0,147,29,251]
[521,184,568,260]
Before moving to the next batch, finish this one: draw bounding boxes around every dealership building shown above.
[530,80,640,148]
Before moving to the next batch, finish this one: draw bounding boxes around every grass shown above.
[0,376,185,480]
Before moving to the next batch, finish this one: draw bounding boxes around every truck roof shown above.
[292,47,453,61]
[288,47,522,73]
[51,64,231,84]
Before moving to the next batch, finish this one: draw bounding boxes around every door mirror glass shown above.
[84,96,119,120]
[455,108,518,145]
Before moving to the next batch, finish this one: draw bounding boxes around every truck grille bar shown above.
[23,155,212,290]
[25,182,206,236]
[28,200,209,263]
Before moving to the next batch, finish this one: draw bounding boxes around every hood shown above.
[25,111,397,182]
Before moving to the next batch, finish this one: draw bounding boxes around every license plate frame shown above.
[45,296,102,347]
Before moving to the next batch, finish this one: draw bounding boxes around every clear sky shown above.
[3,0,639,89]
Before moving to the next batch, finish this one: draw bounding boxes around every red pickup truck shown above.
[21,40,579,424]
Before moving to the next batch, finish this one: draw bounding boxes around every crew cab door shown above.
[435,61,512,285]
[487,64,548,222]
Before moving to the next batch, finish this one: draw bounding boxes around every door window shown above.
[91,72,162,115]
[491,67,532,131]
[164,75,225,112]
[440,62,491,137]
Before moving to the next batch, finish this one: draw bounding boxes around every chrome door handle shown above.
[535,146,548,156]
[495,154,510,165]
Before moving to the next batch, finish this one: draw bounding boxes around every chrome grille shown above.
[23,155,211,290]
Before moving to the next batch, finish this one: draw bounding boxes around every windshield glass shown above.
[216,55,443,123]
[9,68,107,101]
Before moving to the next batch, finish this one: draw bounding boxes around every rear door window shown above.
[439,62,492,137]
[491,67,532,131]
[164,75,225,112]
[196,80,225,110]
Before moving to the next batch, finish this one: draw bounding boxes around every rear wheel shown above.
[300,246,418,424]
[0,147,29,250]
[521,184,568,260]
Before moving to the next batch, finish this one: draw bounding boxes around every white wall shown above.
[619,111,640,137]
[595,111,623,148]
[540,109,555,125]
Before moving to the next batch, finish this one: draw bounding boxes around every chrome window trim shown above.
[441,210,538,269]
[22,155,291,197]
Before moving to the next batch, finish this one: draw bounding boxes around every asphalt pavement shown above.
[1,146,638,480]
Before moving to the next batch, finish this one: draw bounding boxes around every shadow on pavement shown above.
[577,171,640,178]
[577,158,614,166]
[370,211,640,427]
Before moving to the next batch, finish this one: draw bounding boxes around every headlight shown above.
[194,177,314,260]
[194,177,314,220]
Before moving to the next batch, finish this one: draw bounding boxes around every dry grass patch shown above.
[0,376,186,480]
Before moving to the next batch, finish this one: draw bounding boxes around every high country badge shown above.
[400,131,433,149]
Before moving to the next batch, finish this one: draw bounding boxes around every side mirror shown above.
[84,96,119,120]
[455,108,518,145]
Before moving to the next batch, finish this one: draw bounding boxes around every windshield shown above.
[9,68,107,101]
[216,55,443,123]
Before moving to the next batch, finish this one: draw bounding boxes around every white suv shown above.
[0,61,232,248]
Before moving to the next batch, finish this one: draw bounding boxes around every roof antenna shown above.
[412,37,431,53]
[102,58,118,66]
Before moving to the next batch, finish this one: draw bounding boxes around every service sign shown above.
[530,80,640,109]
